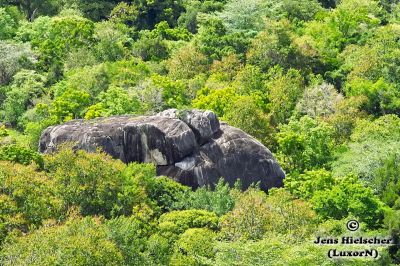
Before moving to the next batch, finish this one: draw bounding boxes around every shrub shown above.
[0,217,124,266]
[174,179,235,216]
[0,144,43,167]
[171,228,216,266]
[44,148,128,218]
[106,216,153,265]
[0,162,62,242]
[311,176,385,228]
[158,210,219,235]
[220,188,317,242]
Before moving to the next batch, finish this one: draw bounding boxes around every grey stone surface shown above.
[157,109,220,144]
[39,110,285,191]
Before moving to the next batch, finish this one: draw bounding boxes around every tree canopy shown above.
[0,0,399,264]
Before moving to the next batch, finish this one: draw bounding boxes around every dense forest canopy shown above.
[0,0,400,265]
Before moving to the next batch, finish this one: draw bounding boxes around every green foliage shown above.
[345,77,400,115]
[373,154,400,207]
[22,14,95,80]
[324,95,367,143]
[0,41,35,85]
[222,95,271,145]
[276,0,323,22]
[171,228,216,266]
[247,20,304,72]
[0,7,21,39]
[85,86,141,119]
[285,169,386,228]
[210,54,243,82]
[351,114,400,143]
[43,59,151,122]
[0,125,8,137]
[233,64,265,95]
[158,210,219,235]
[119,162,161,217]
[60,59,150,97]
[220,188,317,241]
[133,21,192,62]
[140,74,190,112]
[119,162,191,218]
[311,175,385,228]
[285,169,335,200]
[334,139,400,183]
[50,88,90,122]
[149,210,219,264]
[0,144,43,166]
[110,2,138,26]
[0,162,62,242]
[133,26,169,61]
[265,67,304,125]
[218,0,265,34]
[0,0,61,19]
[277,116,335,173]
[104,59,151,89]
[0,0,399,263]
[220,0,323,35]
[2,70,45,126]
[195,16,250,60]
[0,217,124,265]
[43,148,128,218]
[148,176,190,213]
[192,87,238,117]
[106,216,152,265]
[331,0,382,43]
[213,237,338,266]
[318,0,337,8]
[92,21,131,62]
[167,43,209,80]
[299,0,382,81]
[71,0,121,21]
[174,179,235,216]
[178,0,225,33]
[0,194,20,244]
[131,0,185,30]
[24,113,57,149]
[384,209,400,262]
[333,115,400,181]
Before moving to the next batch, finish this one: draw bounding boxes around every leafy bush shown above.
[171,228,216,266]
[373,154,400,208]
[0,217,124,266]
[2,70,46,126]
[285,169,335,200]
[333,115,400,181]
[148,176,190,213]
[158,210,219,235]
[139,75,190,112]
[174,179,235,216]
[220,188,317,241]
[0,0,399,264]
[122,162,190,216]
[277,116,335,173]
[106,216,153,265]
[0,144,43,166]
[43,148,128,218]
[214,237,337,266]
[0,162,62,242]
[311,176,385,228]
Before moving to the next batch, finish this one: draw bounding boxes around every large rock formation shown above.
[39,109,285,191]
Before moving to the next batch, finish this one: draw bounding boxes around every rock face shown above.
[39,109,285,191]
